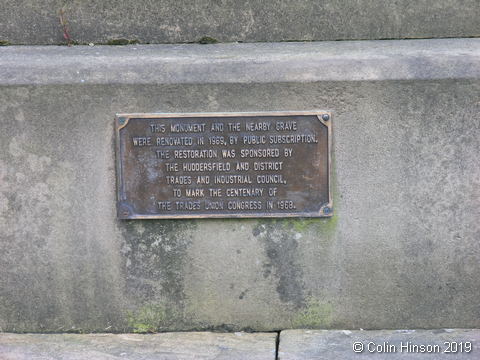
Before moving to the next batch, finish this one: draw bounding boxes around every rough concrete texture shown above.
[279,329,480,359]
[0,1,479,45]
[0,40,479,332]
[0,332,277,359]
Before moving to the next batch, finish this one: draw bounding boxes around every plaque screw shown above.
[118,117,126,125]
[322,114,330,121]
[323,206,332,215]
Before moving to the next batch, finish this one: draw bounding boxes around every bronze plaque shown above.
[116,111,332,219]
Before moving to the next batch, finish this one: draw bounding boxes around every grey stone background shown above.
[1,0,479,45]
[0,41,479,332]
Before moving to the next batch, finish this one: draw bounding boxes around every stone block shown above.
[0,332,277,359]
[0,1,479,45]
[278,329,480,359]
[0,39,479,332]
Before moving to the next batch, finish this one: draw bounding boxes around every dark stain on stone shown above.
[120,220,195,312]
[263,265,272,278]
[106,38,139,45]
[192,323,255,333]
[198,36,218,44]
[5,192,22,212]
[238,289,248,300]
[253,221,305,308]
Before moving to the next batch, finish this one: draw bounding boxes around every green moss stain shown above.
[198,36,218,44]
[0,40,10,46]
[127,303,169,333]
[106,39,139,45]
[292,297,333,328]
[287,214,338,235]
[285,157,339,235]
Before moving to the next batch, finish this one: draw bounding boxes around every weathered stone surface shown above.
[1,39,479,85]
[0,40,479,332]
[0,332,277,359]
[0,1,479,45]
[279,329,480,359]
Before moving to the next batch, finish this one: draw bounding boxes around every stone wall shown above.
[0,39,479,332]
[1,1,479,45]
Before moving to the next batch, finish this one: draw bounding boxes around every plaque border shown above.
[115,111,332,219]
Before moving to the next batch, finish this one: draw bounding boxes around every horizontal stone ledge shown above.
[0,332,277,360]
[1,38,479,85]
[2,330,479,359]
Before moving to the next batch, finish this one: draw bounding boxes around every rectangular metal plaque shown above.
[116,111,332,219]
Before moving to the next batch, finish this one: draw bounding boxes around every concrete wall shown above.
[0,39,479,332]
[1,1,479,45]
